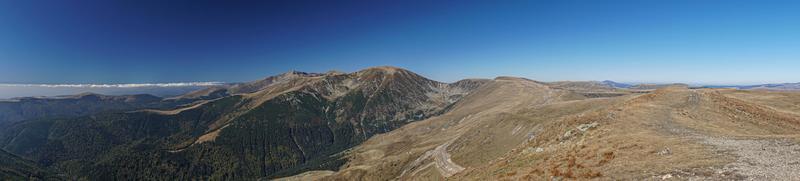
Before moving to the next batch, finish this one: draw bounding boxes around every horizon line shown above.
[0,82,226,88]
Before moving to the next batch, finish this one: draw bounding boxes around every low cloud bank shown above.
[0,82,225,88]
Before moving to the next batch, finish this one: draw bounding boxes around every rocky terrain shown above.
[2,67,799,180]
[279,75,800,180]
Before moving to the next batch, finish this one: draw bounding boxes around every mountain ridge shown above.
[0,66,489,180]
[284,78,800,180]
[3,66,800,180]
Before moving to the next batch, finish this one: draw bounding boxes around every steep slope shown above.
[303,77,596,180]
[227,71,327,94]
[0,149,61,180]
[166,71,329,101]
[165,86,230,100]
[0,67,486,180]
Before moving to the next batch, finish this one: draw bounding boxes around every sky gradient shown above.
[1,0,799,85]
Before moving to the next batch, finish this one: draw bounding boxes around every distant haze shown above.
[0,82,223,99]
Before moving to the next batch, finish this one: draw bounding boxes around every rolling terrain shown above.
[2,67,800,180]
[280,74,800,180]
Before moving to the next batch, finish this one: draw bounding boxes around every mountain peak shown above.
[281,70,323,77]
[352,66,420,82]
[359,66,407,74]
[325,70,346,75]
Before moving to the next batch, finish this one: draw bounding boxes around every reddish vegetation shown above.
[284,78,800,180]
[599,151,614,165]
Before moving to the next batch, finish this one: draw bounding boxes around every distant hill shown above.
[699,82,800,91]
[738,82,800,91]
[0,83,223,100]
[5,67,800,180]
[0,66,487,180]
[628,83,689,90]
[0,92,223,129]
[0,93,163,128]
[601,80,632,88]
[547,81,619,92]
[546,80,634,92]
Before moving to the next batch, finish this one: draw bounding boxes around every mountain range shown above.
[0,67,486,180]
[1,66,800,180]
[716,82,800,91]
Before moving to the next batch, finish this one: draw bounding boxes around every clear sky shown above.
[1,0,799,85]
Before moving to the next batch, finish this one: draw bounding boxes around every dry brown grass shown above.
[281,80,800,180]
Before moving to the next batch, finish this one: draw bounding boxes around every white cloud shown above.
[0,82,225,88]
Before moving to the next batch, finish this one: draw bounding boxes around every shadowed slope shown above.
[0,149,61,180]
[0,67,487,180]
[0,93,168,128]
[305,77,593,180]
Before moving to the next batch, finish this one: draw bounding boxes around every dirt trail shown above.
[398,139,466,178]
[321,77,563,180]
[431,140,465,177]
[281,84,800,180]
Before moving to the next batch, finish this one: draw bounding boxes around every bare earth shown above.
[277,78,800,180]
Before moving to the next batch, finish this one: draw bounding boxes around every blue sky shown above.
[1,0,799,85]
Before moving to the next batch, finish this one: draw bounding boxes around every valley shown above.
[4,1,798,180]
[1,67,799,180]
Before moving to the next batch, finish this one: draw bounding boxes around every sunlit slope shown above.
[294,83,800,180]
